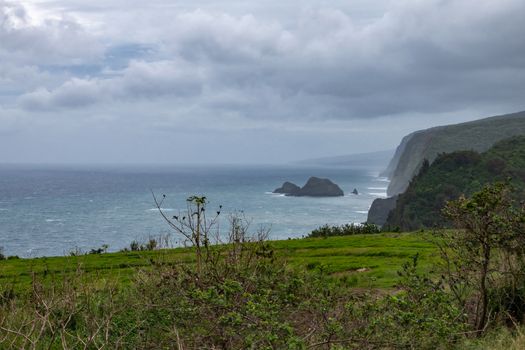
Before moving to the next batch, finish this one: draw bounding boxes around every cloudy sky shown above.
[1,0,524,164]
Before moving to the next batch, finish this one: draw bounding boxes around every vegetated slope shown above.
[384,111,525,196]
[385,135,525,231]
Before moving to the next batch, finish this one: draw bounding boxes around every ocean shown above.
[0,164,388,257]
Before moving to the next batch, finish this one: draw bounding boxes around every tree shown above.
[438,182,525,332]
[152,193,220,274]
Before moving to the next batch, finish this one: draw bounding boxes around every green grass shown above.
[275,232,437,287]
[0,232,437,291]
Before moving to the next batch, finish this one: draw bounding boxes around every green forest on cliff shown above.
[385,135,525,231]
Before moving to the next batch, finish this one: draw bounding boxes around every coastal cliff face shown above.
[384,135,525,231]
[367,196,398,226]
[379,134,413,179]
[385,111,525,196]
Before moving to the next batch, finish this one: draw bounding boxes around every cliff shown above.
[385,111,525,196]
[367,196,398,226]
[379,134,413,178]
[384,136,525,231]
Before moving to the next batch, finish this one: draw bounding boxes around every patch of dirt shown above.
[356,267,370,273]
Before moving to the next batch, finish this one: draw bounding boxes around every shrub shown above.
[308,223,381,238]
[353,254,467,348]
[438,182,525,332]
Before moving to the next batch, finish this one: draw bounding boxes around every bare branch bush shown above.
[152,192,221,274]
[0,265,136,349]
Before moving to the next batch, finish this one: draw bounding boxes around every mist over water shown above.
[0,164,388,257]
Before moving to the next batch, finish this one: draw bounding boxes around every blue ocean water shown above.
[0,164,388,257]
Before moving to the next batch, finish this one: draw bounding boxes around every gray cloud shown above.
[19,59,206,110]
[1,0,525,163]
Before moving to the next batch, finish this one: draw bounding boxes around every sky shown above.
[0,0,524,164]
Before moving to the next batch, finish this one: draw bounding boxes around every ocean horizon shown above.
[0,163,388,257]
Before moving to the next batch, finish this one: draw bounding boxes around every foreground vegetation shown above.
[0,234,456,349]
[1,183,525,348]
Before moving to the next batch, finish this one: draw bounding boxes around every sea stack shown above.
[274,177,344,197]
[295,177,344,197]
[273,181,301,195]
[352,188,359,195]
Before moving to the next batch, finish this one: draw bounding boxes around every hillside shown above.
[384,136,525,231]
[384,111,525,196]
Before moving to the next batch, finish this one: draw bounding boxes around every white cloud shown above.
[0,1,103,65]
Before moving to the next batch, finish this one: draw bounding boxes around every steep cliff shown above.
[367,196,398,226]
[385,111,525,196]
[379,134,413,178]
[385,136,525,231]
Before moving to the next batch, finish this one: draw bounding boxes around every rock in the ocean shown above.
[352,188,359,195]
[273,181,300,195]
[294,177,344,197]
[367,195,398,226]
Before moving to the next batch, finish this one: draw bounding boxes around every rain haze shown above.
[1,0,525,164]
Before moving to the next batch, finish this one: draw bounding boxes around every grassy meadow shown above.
[0,232,436,292]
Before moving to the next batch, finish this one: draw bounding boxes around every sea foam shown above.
[368,192,388,197]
